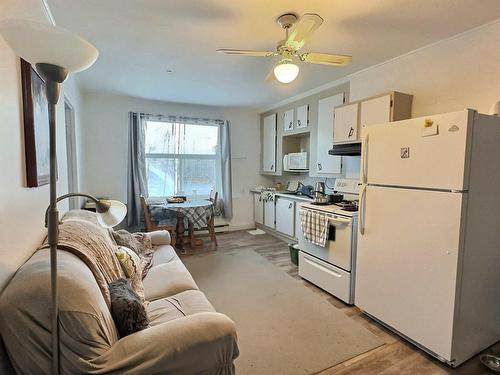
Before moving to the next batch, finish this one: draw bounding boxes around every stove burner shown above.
[335,200,359,212]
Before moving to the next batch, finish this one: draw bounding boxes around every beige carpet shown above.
[183,249,383,374]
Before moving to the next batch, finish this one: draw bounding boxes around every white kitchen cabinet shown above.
[294,202,303,239]
[275,197,295,237]
[360,94,392,128]
[253,193,264,225]
[316,93,344,174]
[283,109,294,132]
[360,92,413,128]
[262,114,277,173]
[264,199,275,228]
[334,102,359,143]
[296,105,309,129]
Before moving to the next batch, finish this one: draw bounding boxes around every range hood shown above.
[328,142,361,156]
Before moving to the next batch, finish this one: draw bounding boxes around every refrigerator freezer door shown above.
[361,110,471,191]
[356,185,464,361]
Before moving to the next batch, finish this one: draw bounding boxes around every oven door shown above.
[298,211,353,271]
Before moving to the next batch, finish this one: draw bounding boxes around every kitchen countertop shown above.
[250,188,314,203]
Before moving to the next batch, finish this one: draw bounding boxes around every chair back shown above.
[209,191,218,217]
[139,194,152,231]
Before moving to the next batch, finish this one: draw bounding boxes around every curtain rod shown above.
[132,111,225,125]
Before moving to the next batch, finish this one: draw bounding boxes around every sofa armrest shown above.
[89,312,238,374]
[148,230,171,246]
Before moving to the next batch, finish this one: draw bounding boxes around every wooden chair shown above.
[207,191,218,247]
[140,194,176,244]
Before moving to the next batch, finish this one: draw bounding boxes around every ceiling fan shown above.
[217,13,352,84]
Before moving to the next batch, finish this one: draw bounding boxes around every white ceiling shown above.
[3,1,500,107]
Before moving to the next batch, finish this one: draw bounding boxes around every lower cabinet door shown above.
[298,251,352,304]
[253,193,264,225]
[264,199,275,228]
[275,197,295,236]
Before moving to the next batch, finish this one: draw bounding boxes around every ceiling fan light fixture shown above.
[273,58,299,84]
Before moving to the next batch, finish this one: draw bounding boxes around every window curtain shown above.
[220,120,233,219]
[127,112,148,227]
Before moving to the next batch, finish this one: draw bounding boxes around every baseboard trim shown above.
[255,223,298,243]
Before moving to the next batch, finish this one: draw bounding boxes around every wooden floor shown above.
[181,230,499,375]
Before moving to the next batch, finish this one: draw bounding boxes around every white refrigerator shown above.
[356,109,500,366]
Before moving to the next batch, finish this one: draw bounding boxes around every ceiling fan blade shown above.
[285,13,323,51]
[299,52,352,66]
[217,49,276,57]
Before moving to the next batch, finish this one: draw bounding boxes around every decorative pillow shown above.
[112,229,155,279]
[115,246,141,278]
[115,246,145,302]
[109,278,149,338]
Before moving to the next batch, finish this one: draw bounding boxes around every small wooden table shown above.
[151,200,213,251]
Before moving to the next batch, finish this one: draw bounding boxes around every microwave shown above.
[283,152,308,171]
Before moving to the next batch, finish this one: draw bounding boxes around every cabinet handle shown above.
[348,126,354,138]
[318,163,322,171]
[259,197,262,202]
[297,120,301,126]
[271,164,274,170]
[288,203,293,209]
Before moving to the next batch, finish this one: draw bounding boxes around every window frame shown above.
[144,120,222,198]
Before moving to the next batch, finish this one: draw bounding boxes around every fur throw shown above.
[109,278,149,337]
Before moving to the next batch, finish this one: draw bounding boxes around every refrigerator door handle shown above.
[359,185,367,235]
[361,134,369,184]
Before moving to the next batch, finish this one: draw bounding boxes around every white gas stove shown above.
[297,178,360,304]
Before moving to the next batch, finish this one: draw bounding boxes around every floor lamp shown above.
[0,19,104,375]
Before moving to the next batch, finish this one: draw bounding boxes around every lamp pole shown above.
[36,63,68,375]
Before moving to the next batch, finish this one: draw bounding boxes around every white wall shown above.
[268,20,500,117]
[0,38,83,290]
[348,21,500,115]
[80,92,270,230]
[267,20,500,184]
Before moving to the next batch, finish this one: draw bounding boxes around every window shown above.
[145,120,221,198]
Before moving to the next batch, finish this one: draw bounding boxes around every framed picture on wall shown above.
[20,58,51,187]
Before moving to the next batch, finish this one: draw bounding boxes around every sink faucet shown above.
[296,181,304,193]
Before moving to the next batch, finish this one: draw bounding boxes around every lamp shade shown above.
[96,200,127,228]
[274,59,299,84]
[0,19,98,72]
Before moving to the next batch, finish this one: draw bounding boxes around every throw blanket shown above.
[300,208,329,247]
[40,220,125,307]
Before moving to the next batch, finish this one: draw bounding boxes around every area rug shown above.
[183,249,383,374]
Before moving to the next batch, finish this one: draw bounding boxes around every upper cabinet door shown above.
[296,105,309,129]
[316,93,344,174]
[283,109,294,132]
[334,103,359,143]
[262,114,277,172]
[360,94,392,128]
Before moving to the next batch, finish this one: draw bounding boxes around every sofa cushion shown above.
[147,290,215,326]
[143,260,198,301]
[150,244,179,266]
[149,230,171,246]
[0,250,119,373]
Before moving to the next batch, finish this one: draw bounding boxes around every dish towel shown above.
[300,208,329,247]
[261,190,276,202]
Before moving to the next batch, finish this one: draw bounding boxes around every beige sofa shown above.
[0,210,238,374]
